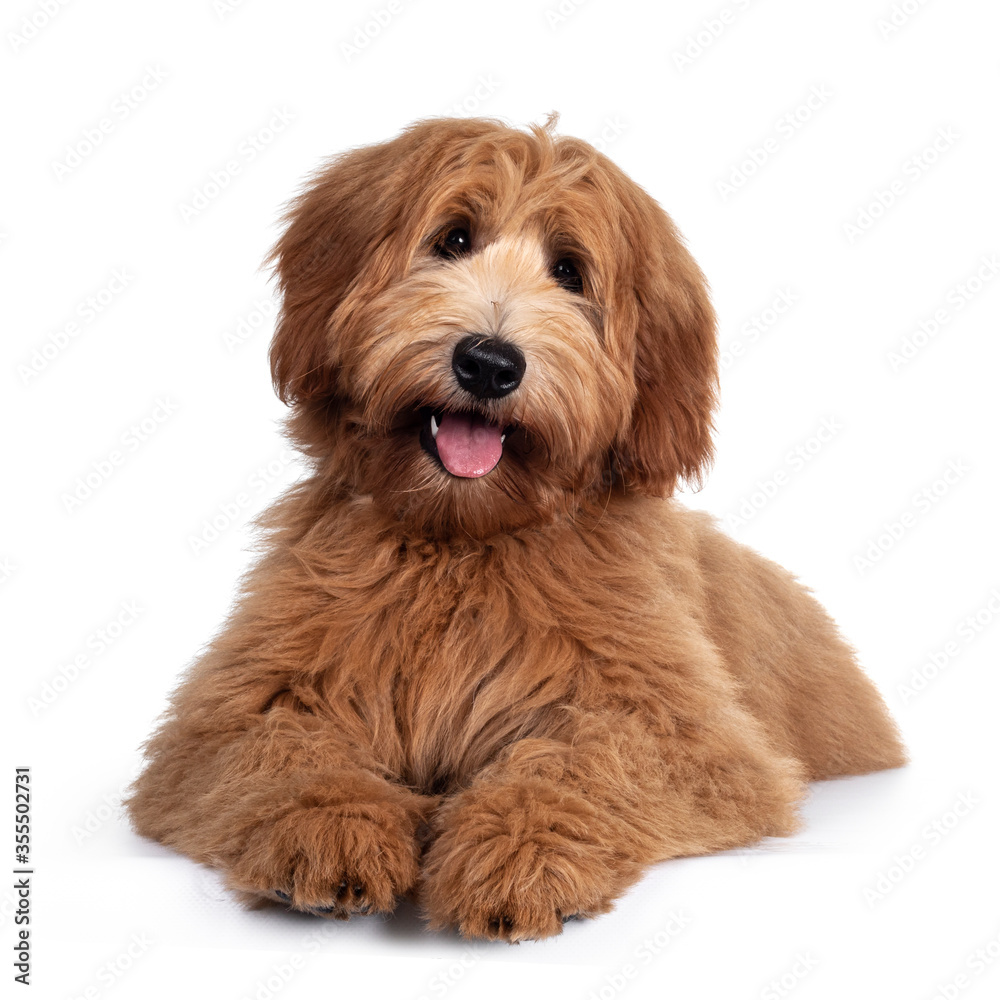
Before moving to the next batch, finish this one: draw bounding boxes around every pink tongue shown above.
[435,412,503,478]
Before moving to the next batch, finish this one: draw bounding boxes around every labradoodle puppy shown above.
[127,116,905,942]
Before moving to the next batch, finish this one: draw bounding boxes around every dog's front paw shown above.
[421,780,625,941]
[223,798,420,918]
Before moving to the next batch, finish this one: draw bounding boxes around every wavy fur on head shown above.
[267,116,716,535]
[127,117,905,942]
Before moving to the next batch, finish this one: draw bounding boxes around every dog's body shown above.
[128,117,905,941]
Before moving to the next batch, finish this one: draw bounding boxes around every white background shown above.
[4,0,999,997]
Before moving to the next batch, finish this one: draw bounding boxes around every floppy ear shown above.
[267,141,403,405]
[614,205,718,497]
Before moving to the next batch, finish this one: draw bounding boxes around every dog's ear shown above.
[267,142,402,405]
[614,202,718,497]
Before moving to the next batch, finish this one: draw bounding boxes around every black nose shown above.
[452,336,525,399]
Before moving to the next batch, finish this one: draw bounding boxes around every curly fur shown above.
[127,116,906,942]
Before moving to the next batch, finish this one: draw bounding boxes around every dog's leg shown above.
[421,701,805,941]
[126,583,435,919]
[128,694,434,917]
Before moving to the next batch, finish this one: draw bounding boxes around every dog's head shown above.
[269,117,717,536]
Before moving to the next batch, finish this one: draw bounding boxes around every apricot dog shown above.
[127,117,905,941]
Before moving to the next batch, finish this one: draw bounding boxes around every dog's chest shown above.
[320,527,664,791]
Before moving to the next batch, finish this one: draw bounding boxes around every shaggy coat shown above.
[127,117,906,942]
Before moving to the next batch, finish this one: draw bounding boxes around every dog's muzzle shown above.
[415,336,524,479]
[452,336,525,400]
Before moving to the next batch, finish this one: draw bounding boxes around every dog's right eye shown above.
[434,227,472,259]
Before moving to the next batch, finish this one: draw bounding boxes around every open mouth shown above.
[418,407,511,478]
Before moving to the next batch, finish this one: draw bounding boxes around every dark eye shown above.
[434,226,472,259]
[551,257,583,294]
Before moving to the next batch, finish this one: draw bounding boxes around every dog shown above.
[127,116,906,942]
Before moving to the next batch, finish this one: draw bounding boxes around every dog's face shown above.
[269,118,717,537]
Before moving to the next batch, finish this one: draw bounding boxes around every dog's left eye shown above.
[434,227,472,259]
[551,257,583,294]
